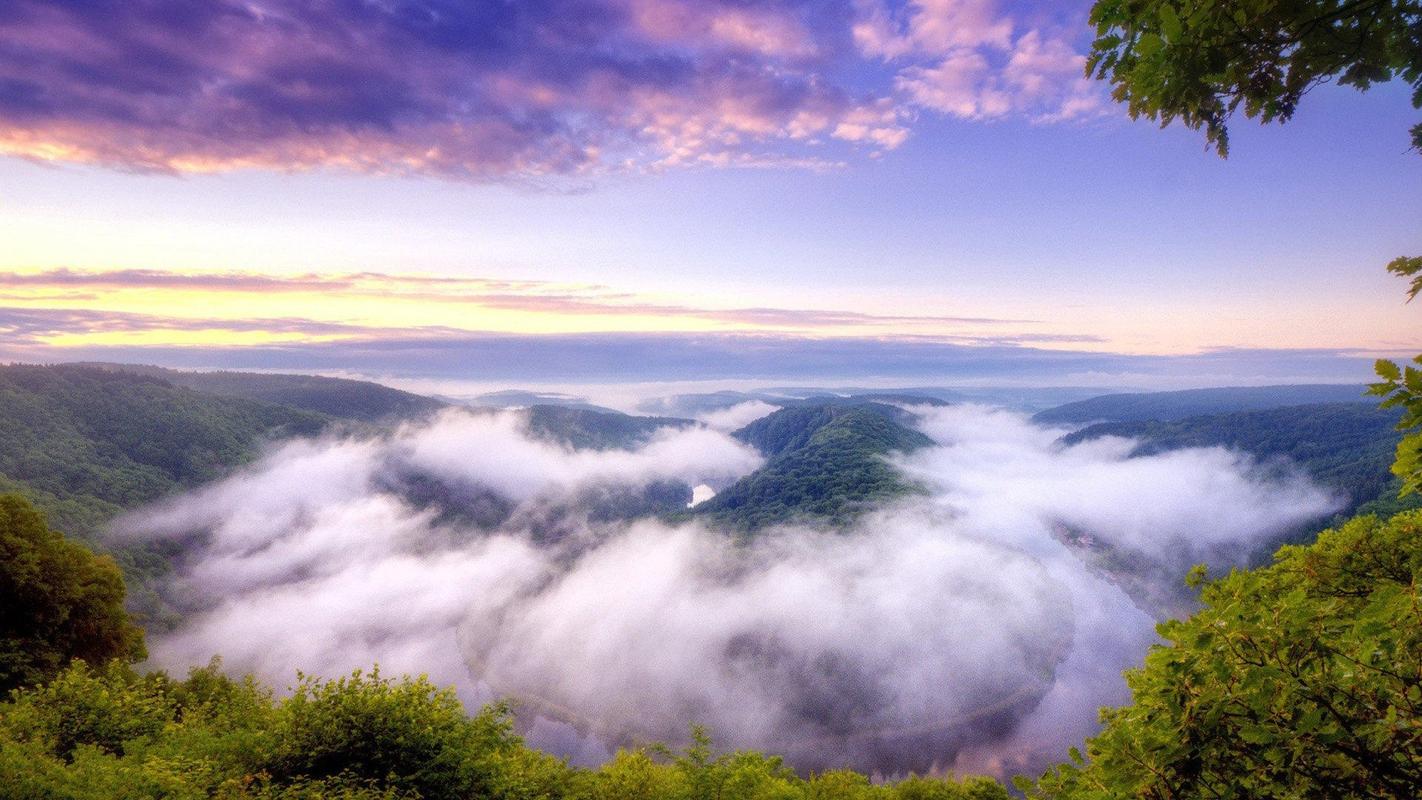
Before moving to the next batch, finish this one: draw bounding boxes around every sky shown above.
[1,0,1419,388]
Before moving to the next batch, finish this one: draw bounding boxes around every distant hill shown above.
[73,363,446,422]
[1034,384,1369,425]
[764,386,1121,413]
[637,390,769,417]
[696,402,933,530]
[640,386,1120,417]
[638,390,954,420]
[467,390,619,414]
[0,364,332,538]
[523,405,694,451]
[1062,402,1417,522]
[775,393,951,410]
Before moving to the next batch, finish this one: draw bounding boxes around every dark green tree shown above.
[1085,0,1422,497]
[0,493,145,694]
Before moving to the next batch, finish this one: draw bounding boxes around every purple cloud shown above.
[0,0,1100,179]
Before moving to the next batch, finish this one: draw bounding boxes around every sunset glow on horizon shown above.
[0,0,1417,385]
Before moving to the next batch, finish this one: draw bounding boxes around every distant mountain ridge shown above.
[466,390,621,414]
[71,362,447,422]
[1034,384,1369,425]
[639,385,1115,417]
[523,405,694,450]
[1062,402,1417,523]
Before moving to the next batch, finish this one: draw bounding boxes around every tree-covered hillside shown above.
[1061,403,1417,521]
[77,363,447,422]
[696,403,933,530]
[524,405,693,450]
[0,364,331,538]
[1035,385,1368,425]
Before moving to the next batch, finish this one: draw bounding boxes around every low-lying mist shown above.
[114,404,1339,777]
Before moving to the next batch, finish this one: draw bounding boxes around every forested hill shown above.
[696,402,933,530]
[1062,402,1417,521]
[1034,384,1369,425]
[76,362,447,422]
[524,405,693,450]
[0,364,331,537]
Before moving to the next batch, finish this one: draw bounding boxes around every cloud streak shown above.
[0,267,1066,348]
[0,1,1102,179]
[0,271,1391,386]
[4,329,1384,387]
[118,403,1338,777]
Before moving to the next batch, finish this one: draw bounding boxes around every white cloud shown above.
[695,400,781,431]
[856,1,1106,123]
[124,403,1338,777]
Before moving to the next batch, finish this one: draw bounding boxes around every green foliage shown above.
[0,494,144,695]
[569,726,1009,800]
[1388,255,1422,302]
[1023,510,1422,799]
[0,660,175,760]
[266,669,521,799]
[0,663,1007,800]
[1372,258,1422,498]
[697,404,933,530]
[1086,0,1422,157]
[1371,354,1422,497]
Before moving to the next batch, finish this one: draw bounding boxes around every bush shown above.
[1023,511,1422,799]
[0,661,1010,799]
[263,668,524,800]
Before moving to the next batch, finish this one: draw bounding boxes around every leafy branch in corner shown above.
[1371,255,1422,496]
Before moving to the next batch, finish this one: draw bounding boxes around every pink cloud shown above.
[0,0,1101,180]
[856,1,1105,123]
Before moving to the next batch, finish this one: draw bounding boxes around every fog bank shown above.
[120,404,1338,776]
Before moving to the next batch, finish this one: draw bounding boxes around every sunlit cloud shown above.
[0,267,1404,386]
[861,0,1104,122]
[0,267,1056,347]
[0,0,1105,180]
